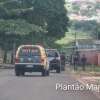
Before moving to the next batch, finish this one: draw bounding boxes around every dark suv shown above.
[46,49,61,73]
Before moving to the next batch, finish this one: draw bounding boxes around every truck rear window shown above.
[19,47,40,57]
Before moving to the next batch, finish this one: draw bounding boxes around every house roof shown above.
[77,39,94,45]
[75,39,100,51]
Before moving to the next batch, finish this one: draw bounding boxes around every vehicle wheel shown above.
[42,69,46,76]
[46,70,50,76]
[15,66,20,76]
[56,67,61,73]
[15,70,20,76]
[21,71,25,76]
[61,65,65,71]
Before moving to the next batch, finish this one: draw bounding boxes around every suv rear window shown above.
[46,50,58,57]
[18,47,40,57]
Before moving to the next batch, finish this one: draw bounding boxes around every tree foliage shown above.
[0,0,69,38]
[0,0,69,63]
[71,20,100,39]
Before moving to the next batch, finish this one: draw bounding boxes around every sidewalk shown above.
[66,66,100,99]
[0,64,14,69]
[76,73,100,99]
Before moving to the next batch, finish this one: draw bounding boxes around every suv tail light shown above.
[15,57,19,63]
[41,58,44,63]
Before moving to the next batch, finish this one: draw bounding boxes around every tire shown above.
[61,65,65,71]
[15,69,20,76]
[21,71,25,76]
[15,65,25,76]
[42,69,46,76]
[56,66,61,73]
[15,66,20,76]
[46,70,50,76]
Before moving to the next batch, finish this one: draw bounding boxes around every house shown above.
[75,39,100,65]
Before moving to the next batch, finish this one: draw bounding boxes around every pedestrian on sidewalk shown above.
[73,55,79,71]
[60,52,66,71]
[81,54,87,71]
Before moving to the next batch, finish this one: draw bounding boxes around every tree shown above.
[0,0,69,38]
[0,0,69,63]
[96,23,100,39]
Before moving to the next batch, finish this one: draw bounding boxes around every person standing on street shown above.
[73,55,79,71]
[81,54,87,71]
[60,53,66,71]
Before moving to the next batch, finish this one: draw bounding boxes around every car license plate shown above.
[26,65,33,68]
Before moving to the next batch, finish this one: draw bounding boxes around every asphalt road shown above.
[0,69,99,100]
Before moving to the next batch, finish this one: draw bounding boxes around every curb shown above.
[0,64,14,69]
[65,66,100,99]
[70,73,100,100]
[77,78,100,99]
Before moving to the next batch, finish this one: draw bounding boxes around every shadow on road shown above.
[23,75,44,77]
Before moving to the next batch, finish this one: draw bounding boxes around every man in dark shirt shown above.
[81,54,87,71]
[73,55,79,71]
[60,53,66,71]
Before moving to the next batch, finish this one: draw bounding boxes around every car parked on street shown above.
[15,45,49,76]
[46,49,61,73]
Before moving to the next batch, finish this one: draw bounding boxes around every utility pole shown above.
[75,32,77,51]
[12,24,16,64]
[74,32,79,55]
[75,32,77,46]
[96,25,98,40]
[12,41,16,64]
[32,32,34,44]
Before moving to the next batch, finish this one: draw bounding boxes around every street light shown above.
[96,24,98,40]
[74,32,78,52]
